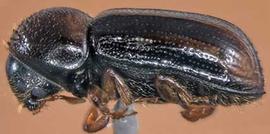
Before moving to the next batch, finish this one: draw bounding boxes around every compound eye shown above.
[31,87,49,99]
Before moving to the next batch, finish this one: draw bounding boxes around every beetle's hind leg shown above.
[155,75,216,122]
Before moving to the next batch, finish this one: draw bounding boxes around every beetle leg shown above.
[88,69,136,119]
[155,76,189,107]
[88,86,111,115]
[134,97,164,104]
[180,104,215,122]
[83,105,110,133]
[39,94,86,104]
[111,108,138,119]
[51,94,86,104]
[89,85,137,122]
[87,68,140,121]
[191,95,218,105]
[29,94,85,115]
[101,69,137,119]
[155,75,215,121]
[102,69,133,105]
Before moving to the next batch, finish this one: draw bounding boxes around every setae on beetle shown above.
[6,7,264,132]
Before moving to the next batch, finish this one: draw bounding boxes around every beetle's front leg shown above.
[83,87,111,133]
[102,69,133,105]
[89,69,136,119]
[26,94,85,115]
[85,82,136,133]
[84,69,138,132]
[83,105,110,133]
[39,94,86,104]
[102,69,137,118]
[155,75,215,122]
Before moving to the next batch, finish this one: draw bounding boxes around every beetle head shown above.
[6,55,60,111]
[8,7,93,98]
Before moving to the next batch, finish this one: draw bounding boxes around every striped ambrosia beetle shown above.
[6,7,264,133]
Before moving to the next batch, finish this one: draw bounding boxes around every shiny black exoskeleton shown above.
[7,7,92,110]
[6,55,60,110]
[6,7,264,116]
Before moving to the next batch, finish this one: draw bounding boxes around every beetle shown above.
[6,7,264,133]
